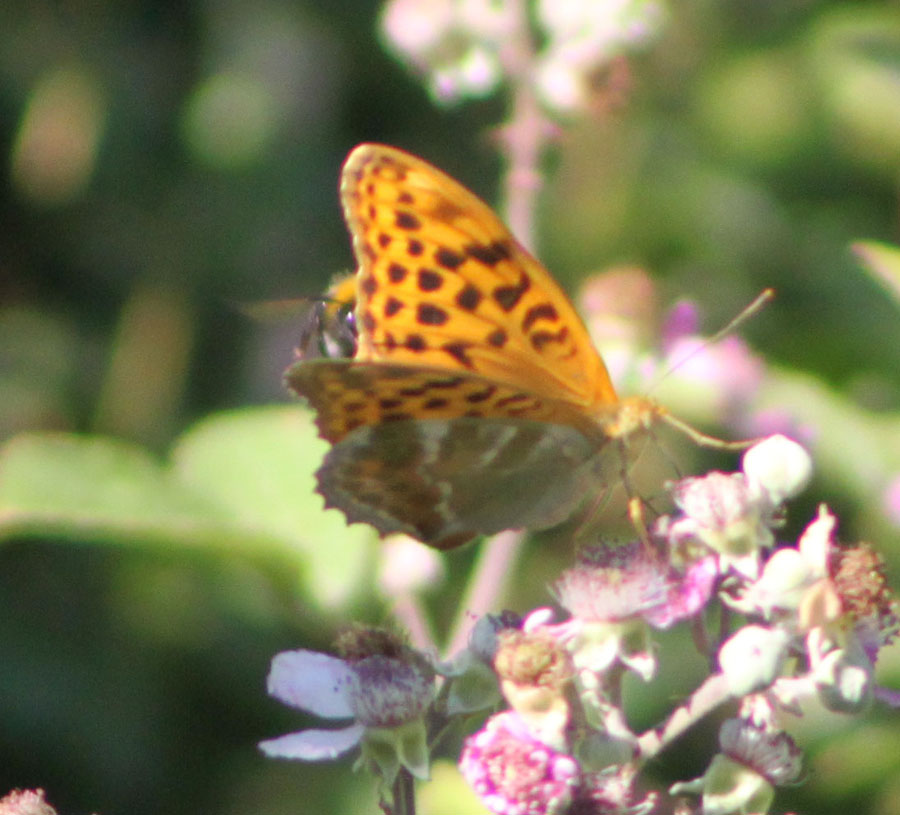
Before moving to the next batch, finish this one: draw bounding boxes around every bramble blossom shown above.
[259,628,435,780]
[380,0,666,112]
[459,711,581,815]
[671,717,802,815]
[552,539,716,683]
[663,435,812,578]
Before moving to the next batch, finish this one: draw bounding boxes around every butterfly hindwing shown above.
[316,416,609,549]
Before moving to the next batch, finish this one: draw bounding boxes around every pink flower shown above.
[882,474,900,528]
[460,711,580,815]
[554,540,715,629]
[664,435,812,578]
[551,541,716,681]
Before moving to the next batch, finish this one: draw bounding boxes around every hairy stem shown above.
[496,0,556,250]
[445,529,524,659]
[450,0,558,657]
[391,768,416,815]
[636,674,733,759]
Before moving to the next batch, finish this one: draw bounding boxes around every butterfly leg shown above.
[628,496,653,549]
[614,436,662,551]
[570,485,614,548]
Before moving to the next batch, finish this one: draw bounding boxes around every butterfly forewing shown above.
[340,144,619,410]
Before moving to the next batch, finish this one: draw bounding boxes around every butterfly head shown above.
[292,274,359,361]
[602,396,665,440]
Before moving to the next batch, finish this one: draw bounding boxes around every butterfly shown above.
[285,144,672,550]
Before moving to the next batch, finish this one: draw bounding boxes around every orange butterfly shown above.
[285,144,671,550]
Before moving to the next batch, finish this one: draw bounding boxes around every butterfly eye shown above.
[295,298,358,361]
[324,301,358,359]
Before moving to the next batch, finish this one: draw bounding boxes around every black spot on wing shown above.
[493,272,530,312]
[418,269,443,291]
[487,328,507,347]
[442,342,475,368]
[495,392,530,407]
[465,385,496,403]
[384,297,404,317]
[417,304,449,326]
[522,303,558,332]
[388,263,408,283]
[395,211,421,231]
[456,284,482,311]
[531,326,569,351]
[435,247,465,270]
[465,240,512,267]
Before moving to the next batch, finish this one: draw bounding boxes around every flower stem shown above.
[450,0,558,658]
[495,0,557,251]
[445,529,524,659]
[391,768,416,815]
[636,674,732,759]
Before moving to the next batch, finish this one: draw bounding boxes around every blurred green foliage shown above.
[1,1,900,814]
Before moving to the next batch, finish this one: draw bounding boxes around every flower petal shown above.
[266,650,355,717]
[259,724,365,761]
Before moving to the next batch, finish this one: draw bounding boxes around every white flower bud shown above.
[743,435,812,505]
[719,626,789,696]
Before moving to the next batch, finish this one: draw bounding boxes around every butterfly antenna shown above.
[706,287,775,346]
[647,288,775,451]
[656,288,775,384]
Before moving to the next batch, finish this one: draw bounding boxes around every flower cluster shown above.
[260,435,900,814]
[451,436,897,813]
[379,0,665,112]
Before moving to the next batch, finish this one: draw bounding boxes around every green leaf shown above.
[0,406,376,609]
[0,432,221,545]
[173,406,375,607]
